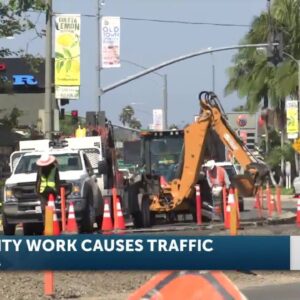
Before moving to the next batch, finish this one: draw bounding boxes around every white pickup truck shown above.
[2,138,105,235]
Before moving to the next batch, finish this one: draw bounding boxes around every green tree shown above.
[129,117,142,129]
[0,1,45,57]
[119,106,142,129]
[119,105,135,126]
[169,124,179,130]
[225,0,300,184]
[0,107,23,128]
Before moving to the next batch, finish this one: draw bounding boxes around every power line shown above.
[121,17,250,27]
[49,12,250,27]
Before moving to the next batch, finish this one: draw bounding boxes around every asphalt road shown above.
[242,282,300,300]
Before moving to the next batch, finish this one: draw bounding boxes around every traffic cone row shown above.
[45,194,79,235]
[101,196,126,233]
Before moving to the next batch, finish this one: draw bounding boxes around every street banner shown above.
[101,16,120,68]
[153,109,163,131]
[55,14,81,86]
[55,86,80,99]
[286,100,299,139]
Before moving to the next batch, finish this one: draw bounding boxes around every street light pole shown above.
[163,74,168,130]
[121,59,168,130]
[44,0,53,139]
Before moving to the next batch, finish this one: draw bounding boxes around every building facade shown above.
[0,58,57,129]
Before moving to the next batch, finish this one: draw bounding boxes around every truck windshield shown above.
[14,153,82,174]
[148,136,183,181]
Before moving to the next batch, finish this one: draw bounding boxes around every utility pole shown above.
[44,0,53,139]
[97,0,103,124]
[211,53,215,92]
[121,59,168,130]
[163,74,168,130]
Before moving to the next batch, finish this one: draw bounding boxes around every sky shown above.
[3,0,267,128]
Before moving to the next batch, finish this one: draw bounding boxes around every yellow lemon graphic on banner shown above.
[70,60,80,74]
[57,33,75,47]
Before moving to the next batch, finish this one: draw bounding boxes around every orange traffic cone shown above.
[296,198,300,227]
[114,197,126,230]
[101,198,113,233]
[47,193,60,235]
[53,209,60,236]
[66,202,78,233]
[227,188,235,207]
[48,193,55,209]
[224,205,231,229]
[160,176,168,188]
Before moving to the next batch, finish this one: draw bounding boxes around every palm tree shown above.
[225,0,300,184]
[119,105,135,126]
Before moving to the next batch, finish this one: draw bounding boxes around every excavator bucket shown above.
[231,174,256,197]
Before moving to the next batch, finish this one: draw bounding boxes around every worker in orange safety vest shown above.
[205,159,230,221]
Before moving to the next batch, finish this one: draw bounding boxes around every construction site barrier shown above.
[44,198,54,297]
[222,186,228,228]
[195,184,202,225]
[60,187,67,232]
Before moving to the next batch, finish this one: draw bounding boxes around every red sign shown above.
[0,63,6,71]
[236,114,247,127]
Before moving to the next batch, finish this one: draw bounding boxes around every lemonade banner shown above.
[286,100,299,139]
[55,86,80,99]
[55,14,80,86]
[101,16,120,68]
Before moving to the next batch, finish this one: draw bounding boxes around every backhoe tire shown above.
[141,196,152,228]
[2,214,16,235]
[132,211,143,228]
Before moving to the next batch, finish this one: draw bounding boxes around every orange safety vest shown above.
[208,166,225,186]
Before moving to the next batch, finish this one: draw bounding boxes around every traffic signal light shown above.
[267,31,283,66]
[71,110,78,124]
[59,108,65,120]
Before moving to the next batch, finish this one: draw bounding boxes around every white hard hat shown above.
[36,153,56,167]
[205,160,216,170]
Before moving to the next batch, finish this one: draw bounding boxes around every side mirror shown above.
[98,160,107,175]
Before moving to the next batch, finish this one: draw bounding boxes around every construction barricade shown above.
[129,270,246,300]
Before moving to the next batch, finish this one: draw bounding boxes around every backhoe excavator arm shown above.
[164,91,269,210]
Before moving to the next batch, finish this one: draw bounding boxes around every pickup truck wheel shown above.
[23,223,44,235]
[2,214,16,235]
[95,215,103,230]
[80,193,95,233]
